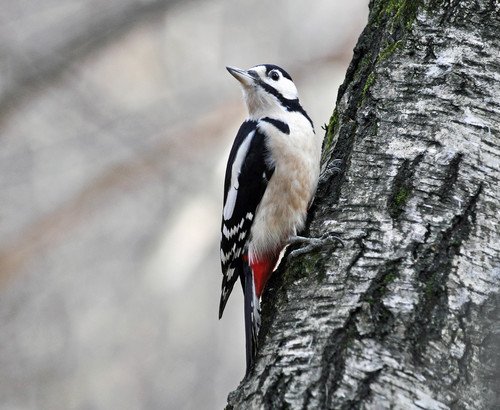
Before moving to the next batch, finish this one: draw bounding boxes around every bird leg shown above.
[287,231,344,258]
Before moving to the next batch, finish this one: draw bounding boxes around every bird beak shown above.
[226,66,255,87]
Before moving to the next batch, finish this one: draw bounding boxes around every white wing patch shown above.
[221,242,237,264]
[222,212,254,240]
[224,188,238,221]
[223,130,255,220]
[221,212,254,265]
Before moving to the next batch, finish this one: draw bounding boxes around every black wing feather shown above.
[219,120,274,318]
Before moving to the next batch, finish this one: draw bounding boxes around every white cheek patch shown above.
[250,65,298,99]
[277,77,298,100]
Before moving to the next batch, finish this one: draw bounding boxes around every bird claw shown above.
[331,159,343,167]
[287,232,344,258]
[330,159,343,174]
[318,231,345,247]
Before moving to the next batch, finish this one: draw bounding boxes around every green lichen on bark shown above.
[388,155,423,219]
[378,39,404,61]
[361,72,376,101]
[323,108,339,154]
[394,185,411,207]
[384,0,422,29]
[330,0,424,116]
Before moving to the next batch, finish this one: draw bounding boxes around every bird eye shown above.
[269,70,280,81]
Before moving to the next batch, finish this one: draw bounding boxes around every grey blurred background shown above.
[0,1,368,409]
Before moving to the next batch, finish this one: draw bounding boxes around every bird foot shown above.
[287,232,344,258]
[330,158,343,173]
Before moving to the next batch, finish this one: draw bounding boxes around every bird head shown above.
[226,64,299,118]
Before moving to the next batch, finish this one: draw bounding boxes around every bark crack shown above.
[388,154,425,219]
[407,184,483,363]
[316,309,361,408]
[436,153,464,201]
[339,368,384,410]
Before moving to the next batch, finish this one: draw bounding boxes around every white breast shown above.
[248,113,322,263]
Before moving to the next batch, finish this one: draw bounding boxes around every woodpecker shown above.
[219,64,322,373]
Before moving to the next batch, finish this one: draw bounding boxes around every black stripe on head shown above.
[261,64,293,81]
[258,81,314,130]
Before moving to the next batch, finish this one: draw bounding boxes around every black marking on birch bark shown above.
[263,372,289,409]
[477,293,500,407]
[388,154,424,219]
[437,153,463,201]
[411,222,432,260]
[313,120,356,219]
[317,309,361,408]
[361,258,402,340]
[407,184,482,363]
[345,235,367,276]
[344,227,379,278]
[455,300,473,385]
[339,368,383,410]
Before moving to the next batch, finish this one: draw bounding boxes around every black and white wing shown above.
[219,120,274,318]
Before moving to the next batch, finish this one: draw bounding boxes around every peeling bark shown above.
[226,0,500,408]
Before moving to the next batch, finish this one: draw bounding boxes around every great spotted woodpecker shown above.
[219,64,322,373]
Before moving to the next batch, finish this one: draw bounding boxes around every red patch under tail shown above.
[245,254,279,298]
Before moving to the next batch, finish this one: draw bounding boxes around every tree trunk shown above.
[226,0,500,408]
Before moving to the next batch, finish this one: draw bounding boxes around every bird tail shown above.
[243,261,260,374]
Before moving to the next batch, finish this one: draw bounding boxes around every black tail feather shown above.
[218,292,228,320]
[219,266,240,319]
[243,262,259,374]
